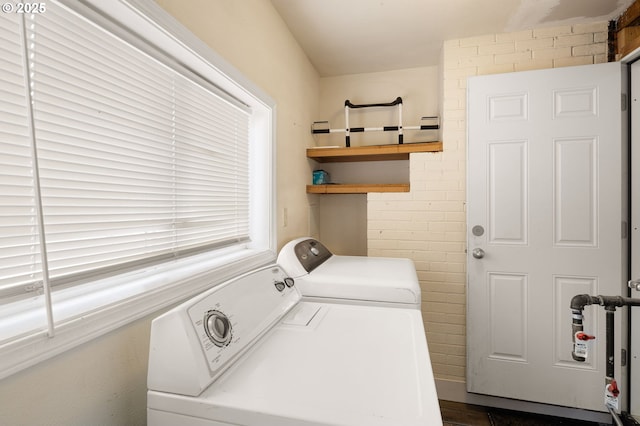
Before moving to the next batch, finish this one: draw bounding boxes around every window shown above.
[0,0,274,378]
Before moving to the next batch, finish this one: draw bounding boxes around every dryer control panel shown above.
[294,239,332,272]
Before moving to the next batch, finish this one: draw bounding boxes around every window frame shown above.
[0,0,276,379]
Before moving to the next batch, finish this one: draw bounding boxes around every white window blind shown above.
[0,3,251,297]
[0,13,43,295]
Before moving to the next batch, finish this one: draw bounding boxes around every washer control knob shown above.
[274,281,286,292]
[310,246,320,256]
[284,277,295,287]
[204,310,232,347]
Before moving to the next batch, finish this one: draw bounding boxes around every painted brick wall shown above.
[368,22,609,384]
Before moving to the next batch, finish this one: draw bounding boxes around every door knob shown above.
[629,279,640,291]
[472,248,485,259]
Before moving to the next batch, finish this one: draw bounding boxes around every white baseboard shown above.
[435,379,613,424]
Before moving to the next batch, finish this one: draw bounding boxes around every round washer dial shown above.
[204,310,232,347]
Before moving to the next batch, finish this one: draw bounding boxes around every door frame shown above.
[627,54,640,421]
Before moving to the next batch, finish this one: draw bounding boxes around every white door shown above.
[467,62,627,411]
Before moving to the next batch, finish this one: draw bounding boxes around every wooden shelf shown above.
[617,26,640,58]
[306,141,442,194]
[306,183,409,194]
[307,141,442,163]
[615,2,640,58]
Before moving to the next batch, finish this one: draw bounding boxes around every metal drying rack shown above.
[311,97,439,147]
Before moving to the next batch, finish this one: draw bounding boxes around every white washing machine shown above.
[147,264,442,426]
[278,237,422,308]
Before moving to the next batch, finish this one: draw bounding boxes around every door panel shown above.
[553,276,597,368]
[554,138,597,246]
[488,272,527,361]
[467,62,627,411]
[488,140,528,243]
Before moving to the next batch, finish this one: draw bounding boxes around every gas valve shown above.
[572,330,594,361]
[575,332,596,341]
[605,379,620,410]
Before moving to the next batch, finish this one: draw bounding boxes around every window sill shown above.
[0,247,275,380]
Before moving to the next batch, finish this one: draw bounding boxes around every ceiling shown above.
[270,0,635,77]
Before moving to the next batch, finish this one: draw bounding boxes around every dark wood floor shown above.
[439,400,601,426]
[440,401,492,426]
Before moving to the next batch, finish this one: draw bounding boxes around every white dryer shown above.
[147,265,442,426]
[278,237,421,308]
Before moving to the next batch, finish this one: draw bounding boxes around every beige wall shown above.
[368,22,609,391]
[0,1,319,425]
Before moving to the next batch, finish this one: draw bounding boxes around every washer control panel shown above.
[186,266,299,378]
[294,239,332,272]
